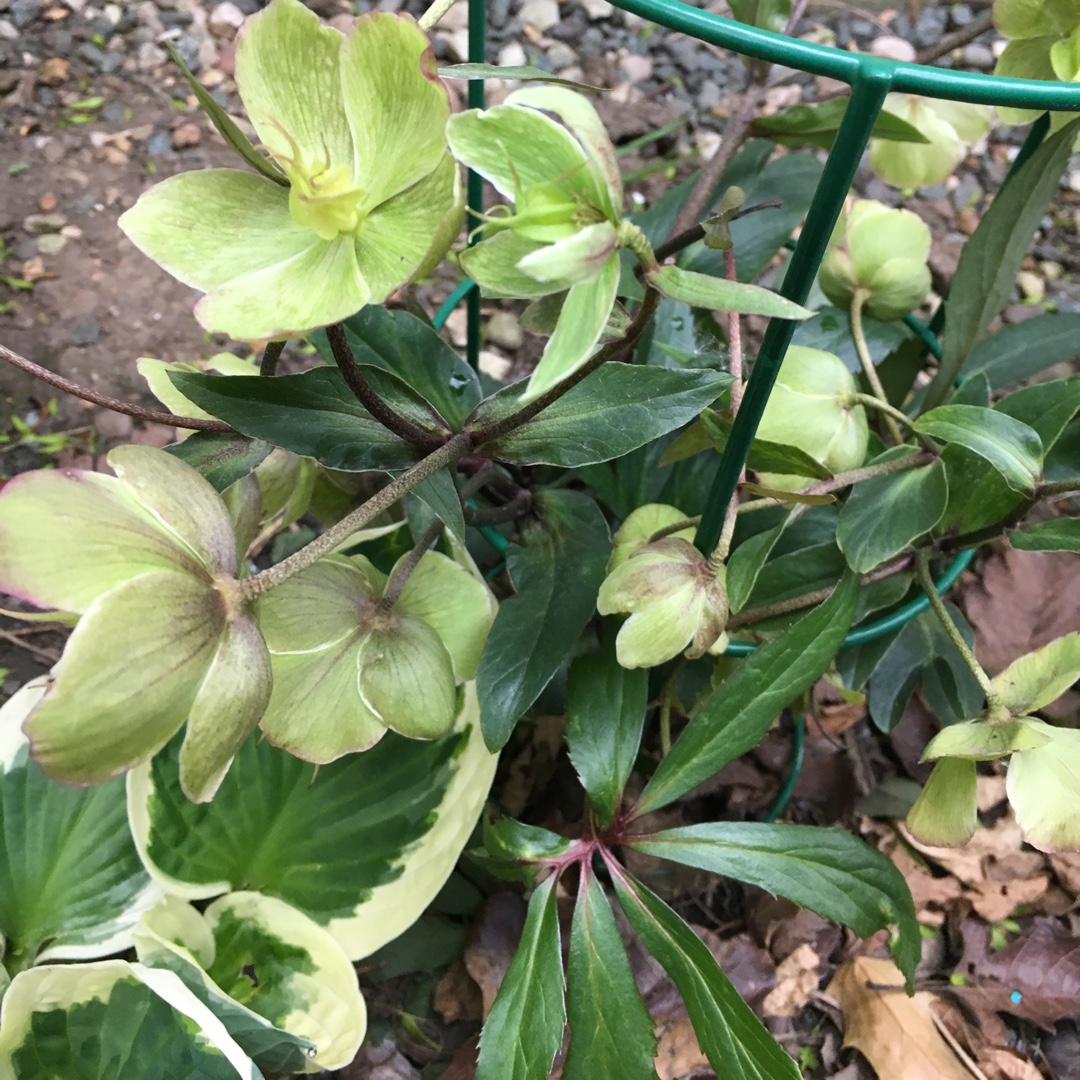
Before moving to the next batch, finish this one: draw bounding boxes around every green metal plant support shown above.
[441,0,1080,653]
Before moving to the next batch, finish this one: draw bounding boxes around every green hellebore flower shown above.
[818,199,932,321]
[0,446,270,803]
[905,757,978,847]
[597,538,728,669]
[1005,718,1080,852]
[754,345,869,492]
[994,0,1080,124]
[446,86,624,401]
[255,550,495,762]
[869,94,991,189]
[607,503,697,572]
[119,0,462,342]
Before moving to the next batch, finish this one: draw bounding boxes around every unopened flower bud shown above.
[818,199,932,321]
[597,538,728,669]
[754,345,869,491]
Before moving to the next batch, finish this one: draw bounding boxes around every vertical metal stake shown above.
[465,0,487,372]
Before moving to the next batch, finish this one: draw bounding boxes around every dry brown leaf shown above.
[432,958,483,1024]
[463,892,526,1018]
[653,1018,709,1080]
[984,1049,1042,1080]
[961,547,1080,675]
[968,875,1050,923]
[828,957,970,1080]
[1049,851,1080,895]
[890,846,964,927]
[763,943,819,1018]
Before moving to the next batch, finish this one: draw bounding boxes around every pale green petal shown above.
[608,504,695,571]
[234,0,352,173]
[137,359,209,426]
[460,230,557,299]
[446,104,600,205]
[507,86,623,217]
[24,572,223,784]
[179,614,272,803]
[355,153,461,302]
[869,96,964,189]
[521,251,620,402]
[357,615,457,739]
[928,99,992,144]
[516,221,619,286]
[905,758,977,847]
[412,159,465,284]
[393,552,494,681]
[994,40,1057,126]
[1007,720,1080,852]
[992,632,1080,714]
[196,232,371,340]
[598,538,699,615]
[119,169,313,293]
[847,206,931,284]
[340,12,450,208]
[615,581,701,669]
[261,638,386,762]
[0,469,199,613]
[108,445,239,578]
[256,556,380,654]
[922,719,1050,761]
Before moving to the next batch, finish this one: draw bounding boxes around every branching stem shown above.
[0,343,234,432]
[241,432,471,600]
[850,290,905,445]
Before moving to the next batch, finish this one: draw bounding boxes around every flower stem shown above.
[850,290,904,445]
[0,342,234,432]
[418,0,460,30]
[469,286,661,446]
[852,393,938,453]
[326,323,444,451]
[241,432,471,600]
[380,519,444,610]
[259,340,285,377]
[915,548,1004,714]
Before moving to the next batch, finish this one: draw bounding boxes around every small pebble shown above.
[520,0,558,32]
[208,0,244,37]
[546,42,575,69]
[22,211,65,234]
[171,121,201,149]
[961,43,995,71]
[9,0,40,28]
[94,410,133,439]
[75,40,104,67]
[487,311,523,350]
[37,54,67,82]
[36,232,66,254]
[146,130,173,156]
[71,318,100,346]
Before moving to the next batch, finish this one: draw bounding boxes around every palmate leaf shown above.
[0,680,155,972]
[611,867,798,1080]
[475,876,564,1080]
[127,686,496,961]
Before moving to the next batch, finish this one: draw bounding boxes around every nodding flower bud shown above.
[607,503,696,572]
[754,345,869,492]
[597,538,728,669]
[818,199,932,321]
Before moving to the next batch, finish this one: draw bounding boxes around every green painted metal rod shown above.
[609,0,1080,110]
[694,68,894,555]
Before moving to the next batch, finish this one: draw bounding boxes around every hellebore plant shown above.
[447,87,629,400]
[994,0,1080,124]
[0,446,269,803]
[119,0,461,341]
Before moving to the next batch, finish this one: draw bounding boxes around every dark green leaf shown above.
[915,405,1042,494]
[169,368,427,472]
[630,823,919,986]
[752,98,929,150]
[412,466,465,542]
[472,364,730,467]
[637,574,859,815]
[701,409,832,479]
[745,540,847,612]
[477,490,611,752]
[1010,518,1080,552]
[938,444,1023,535]
[996,377,1080,453]
[475,876,565,1080]
[726,517,790,614]
[564,871,657,1080]
[962,313,1080,388]
[485,818,573,865]
[791,305,909,375]
[867,605,983,731]
[612,870,798,1080]
[165,430,272,492]
[927,117,1080,408]
[948,371,991,408]
[565,633,648,826]
[310,307,481,430]
[1046,418,1080,484]
[164,41,286,186]
[439,63,600,91]
[836,456,948,573]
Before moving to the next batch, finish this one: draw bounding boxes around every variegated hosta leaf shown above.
[134,894,364,1072]
[0,960,262,1080]
[128,686,496,959]
[0,680,156,972]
